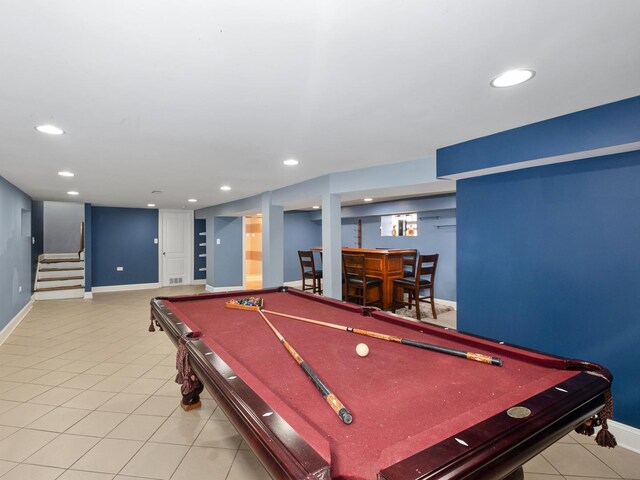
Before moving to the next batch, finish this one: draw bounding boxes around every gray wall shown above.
[283,212,322,282]
[44,201,84,253]
[340,194,457,301]
[212,216,243,287]
[0,176,33,330]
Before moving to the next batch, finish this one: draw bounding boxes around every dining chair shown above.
[298,250,322,294]
[392,254,439,321]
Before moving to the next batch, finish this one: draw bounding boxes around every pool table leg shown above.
[180,382,204,411]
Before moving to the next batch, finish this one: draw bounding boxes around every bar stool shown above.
[298,250,322,294]
[342,253,382,307]
[392,254,439,321]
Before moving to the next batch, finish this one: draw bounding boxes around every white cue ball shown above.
[356,343,369,357]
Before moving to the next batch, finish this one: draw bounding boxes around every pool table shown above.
[150,287,612,480]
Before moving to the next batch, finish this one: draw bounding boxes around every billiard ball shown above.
[356,343,369,357]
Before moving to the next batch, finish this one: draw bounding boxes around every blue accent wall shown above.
[91,207,158,287]
[0,176,33,330]
[194,219,206,280]
[31,200,44,289]
[456,151,640,428]
[283,212,322,282]
[438,95,640,177]
[212,217,243,287]
[84,203,92,292]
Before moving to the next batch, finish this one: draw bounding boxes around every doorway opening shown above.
[244,216,262,289]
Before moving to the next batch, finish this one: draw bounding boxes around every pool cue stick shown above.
[256,309,353,424]
[263,309,503,367]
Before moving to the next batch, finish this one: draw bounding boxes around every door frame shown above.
[158,210,194,287]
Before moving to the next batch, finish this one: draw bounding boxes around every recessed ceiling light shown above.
[36,125,65,135]
[363,198,373,202]
[490,69,535,88]
[220,185,231,191]
[67,191,79,196]
[58,171,74,177]
[283,159,299,166]
[312,205,320,209]
[147,203,156,207]
[188,198,197,203]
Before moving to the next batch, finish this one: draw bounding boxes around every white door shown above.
[161,211,193,286]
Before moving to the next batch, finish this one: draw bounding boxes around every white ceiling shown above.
[1,1,639,210]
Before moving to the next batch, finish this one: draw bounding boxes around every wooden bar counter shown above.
[311,247,414,310]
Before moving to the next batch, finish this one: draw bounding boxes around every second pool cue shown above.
[263,309,503,367]
[256,309,353,424]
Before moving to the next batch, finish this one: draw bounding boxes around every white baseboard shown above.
[192,279,206,285]
[84,291,93,299]
[609,420,640,454]
[205,284,245,293]
[435,298,457,309]
[0,296,34,345]
[91,282,160,293]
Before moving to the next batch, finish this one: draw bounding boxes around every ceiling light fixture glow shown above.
[220,185,231,191]
[36,125,65,135]
[363,198,373,202]
[312,205,320,209]
[490,69,535,88]
[188,198,197,203]
[58,171,74,177]
[67,191,79,196]
[283,159,299,166]
[147,203,156,207]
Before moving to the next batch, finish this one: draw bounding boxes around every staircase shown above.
[34,252,85,300]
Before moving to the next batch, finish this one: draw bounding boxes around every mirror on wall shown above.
[381,213,417,237]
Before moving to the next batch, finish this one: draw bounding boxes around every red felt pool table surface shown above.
[151,287,611,480]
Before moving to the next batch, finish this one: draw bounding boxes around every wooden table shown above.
[312,247,414,310]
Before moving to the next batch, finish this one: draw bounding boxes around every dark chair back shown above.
[298,250,322,294]
[402,250,418,278]
[342,253,366,283]
[416,254,438,285]
[298,250,317,276]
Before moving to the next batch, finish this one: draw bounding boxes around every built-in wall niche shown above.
[381,213,417,237]
[21,208,31,237]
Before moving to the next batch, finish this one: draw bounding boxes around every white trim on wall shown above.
[92,282,160,293]
[609,420,640,454]
[205,284,245,293]
[193,279,206,285]
[435,298,457,309]
[0,295,34,345]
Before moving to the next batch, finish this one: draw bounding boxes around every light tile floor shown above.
[0,286,637,480]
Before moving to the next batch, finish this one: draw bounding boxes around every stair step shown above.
[40,267,84,272]
[41,258,82,264]
[35,284,84,292]
[38,276,84,282]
